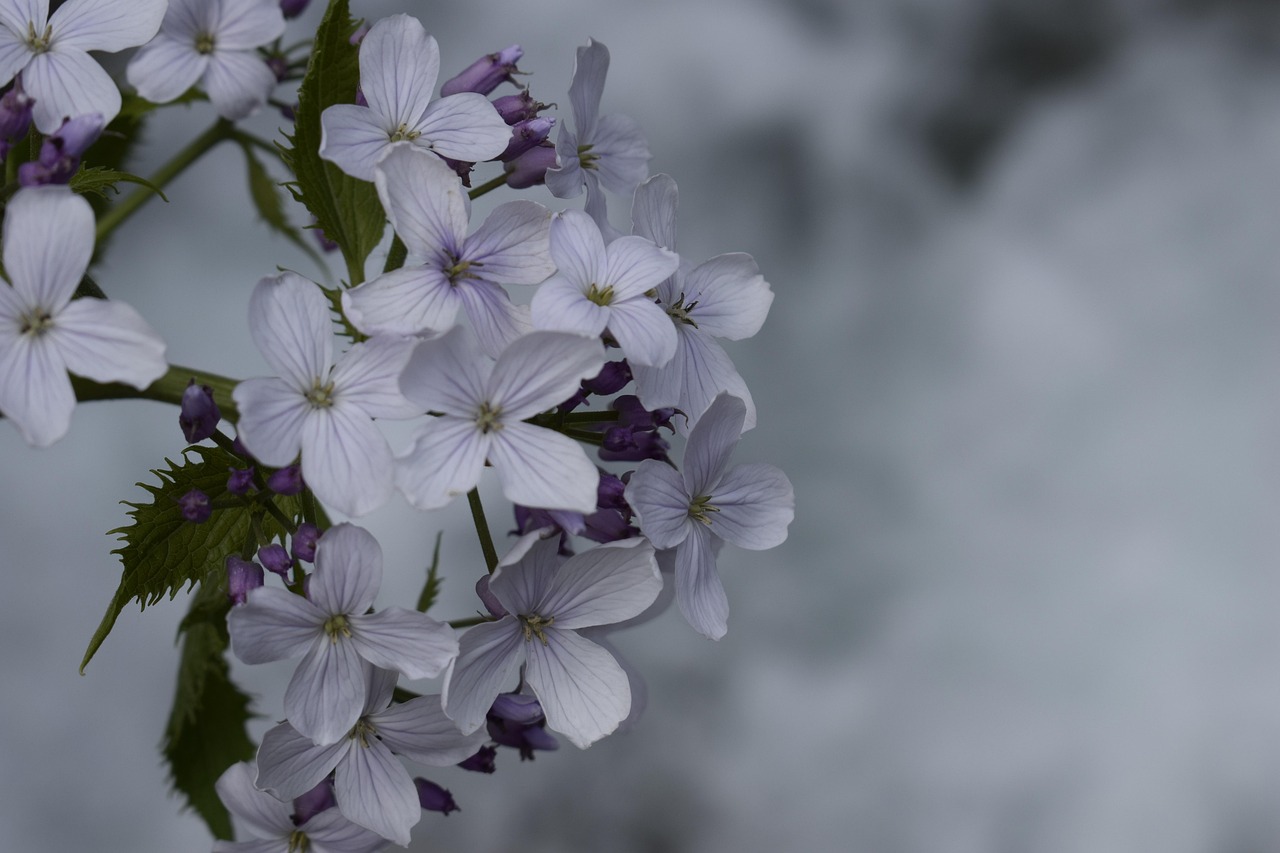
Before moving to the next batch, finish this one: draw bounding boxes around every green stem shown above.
[68,363,242,422]
[467,487,499,574]
[558,410,619,425]
[467,173,507,200]
[95,119,235,243]
[229,129,281,159]
[448,615,492,629]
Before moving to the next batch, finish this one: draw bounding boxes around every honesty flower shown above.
[0,0,165,132]
[228,524,459,746]
[343,145,553,358]
[0,187,166,447]
[625,393,794,639]
[127,0,287,120]
[443,535,662,747]
[320,13,511,181]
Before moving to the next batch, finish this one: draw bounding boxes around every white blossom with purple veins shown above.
[443,535,662,748]
[233,272,418,517]
[544,38,649,225]
[342,145,553,358]
[320,13,511,182]
[0,187,166,447]
[396,326,605,513]
[625,393,794,640]
[256,666,485,847]
[530,209,679,367]
[126,0,287,121]
[0,0,166,132]
[213,761,387,853]
[629,174,774,432]
[228,524,459,747]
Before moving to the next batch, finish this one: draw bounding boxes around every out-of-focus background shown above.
[4,0,1280,850]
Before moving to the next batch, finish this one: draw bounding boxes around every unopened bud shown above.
[177,489,211,523]
[440,45,522,97]
[18,112,104,186]
[492,89,546,125]
[279,0,310,18]
[226,556,264,605]
[0,75,33,142]
[179,379,220,443]
[258,543,291,578]
[226,466,255,496]
[291,523,320,562]
[267,464,303,495]
[414,778,459,815]
[503,141,556,189]
[498,116,554,161]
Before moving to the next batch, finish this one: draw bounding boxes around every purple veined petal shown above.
[232,376,309,466]
[213,834,283,853]
[539,538,661,629]
[577,628,647,733]
[204,49,277,120]
[397,326,489,416]
[298,404,395,517]
[359,14,438,131]
[395,415,490,510]
[0,331,73,447]
[462,200,555,285]
[489,535,562,615]
[605,296,677,368]
[373,145,467,261]
[309,523,382,616]
[371,694,486,766]
[524,627,630,748]
[213,762,292,838]
[227,586,324,664]
[528,273,609,341]
[285,635,369,746]
[327,335,418,419]
[256,721,351,800]
[0,27,31,86]
[624,459,693,550]
[0,3,44,41]
[455,278,530,360]
[629,330,684,413]
[682,253,773,340]
[342,265,461,339]
[591,113,650,196]
[158,0,209,40]
[411,92,511,162]
[673,326,758,434]
[583,176,618,243]
[50,0,165,53]
[488,421,600,514]
[486,330,605,420]
[300,808,389,853]
[543,125,582,199]
[51,297,166,389]
[319,103,393,182]
[334,737,419,846]
[548,209,606,291]
[362,664,399,717]
[567,39,608,141]
[682,392,747,497]
[631,173,679,251]
[707,462,794,550]
[674,522,728,640]
[602,235,678,301]
[442,618,525,734]
[126,35,208,104]
[210,0,286,51]
[3,187,92,313]
[348,607,457,680]
[248,272,332,391]
[23,47,119,133]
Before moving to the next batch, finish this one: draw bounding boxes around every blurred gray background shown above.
[5,0,1280,850]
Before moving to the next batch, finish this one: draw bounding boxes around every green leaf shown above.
[81,445,302,673]
[416,531,444,612]
[70,166,169,201]
[162,582,255,840]
[240,142,326,269]
[280,0,385,286]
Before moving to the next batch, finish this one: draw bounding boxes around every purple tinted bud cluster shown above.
[226,556,264,605]
[18,113,104,187]
[279,0,310,18]
[515,471,637,547]
[258,543,292,578]
[266,55,289,83]
[492,89,547,125]
[457,745,497,774]
[561,360,632,412]
[0,76,33,159]
[414,778,459,815]
[487,693,559,760]
[291,522,320,562]
[498,116,554,162]
[177,489,211,523]
[503,143,556,189]
[179,379,221,443]
[598,395,677,463]
[267,464,304,495]
[226,466,255,495]
[291,779,336,824]
[440,46,523,97]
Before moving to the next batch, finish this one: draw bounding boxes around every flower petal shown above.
[248,272,332,390]
[204,49,276,120]
[372,694,486,766]
[631,173,679,251]
[486,330,604,420]
[0,26,31,88]
[211,0,285,51]
[682,392,746,496]
[232,376,308,466]
[349,607,457,680]
[0,328,72,447]
[455,278,529,360]
[540,539,661,629]
[227,586,324,665]
[3,186,92,313]
[395,415,489,510]
[373,144,467,261]
[673,327,757,434]
[566,39,608,140]
[342,265,460,338]
[624,459,693,550]
[683,253,772,340]
[707,462,794,550]
[0,2,44,41]
[359,14,437,130]
[126,35,207,104]
[591,112,651,195]
[328,335,418,419]
[489,421,599,513]
[412,92,510,162]
[441,618,524,734]
[525,628,630,748]
[299,404,395,517]
[335,739,419,846]
[397,326,488,416]
[213,761,292,838]
[489,535,561,615]
[674,523,728,640]
[605,297,677,367]
[24,47,119,132]
[603,235,678,301]
[51,297,166,389]
[463,200,555,284]
[528,273,608,341]
[51,0,165,52]
[547,209,605,291]
[309,523,382,616]
[256,721,350,800]
[319,103,393,182]
[285,636,368,746]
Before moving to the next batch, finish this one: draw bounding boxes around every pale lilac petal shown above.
[227,586,324,664]
[684,253,773,340]
[372,694,486,766]
[548,209,605,289]
[674,523,728,640]
[213,762,292,838]
[126,35,208,104]
[540,539,661,629]
[441,618,525,734]
[335,739,419,846]
[463,201,555,284]
[204,49,276,120]
[456,278,530,360]
[299,405,394,517]
[310,523,382,616]
[51,298,166,388]
[212,838,287,853]
[592,113,650,195]
[583,176,616,240]
[629,334,683,413]
[673,328,757,434]
[605,297,677,367]
[256,722,350,799]
[301,809,388,853]
[578,629,647,733]
[0,2,44,40]
[624,459,692,550]
[373,144,466,260]
[348,607,457,680]
[158,0,208,39]
[24,48,119,132]
[328,335,418,419]
[0,28,32,86]
[683,392,746,496]
[411,92,510,162]
[285,636,368,746]
[0,329,72,447]
[489,535,561,615]
[248,273,331,391]
[631,174,679,251]
[708,463,794,550]
[488,421,599,513]
[543,125,582,199]
[359,14,437,129]
[602,236,678,300]
[3,187,92,313]
[51,0,165,52]
[486,330,605,420]
[566,39,608,139]
[524,628,630,748]
[395,416,489,510]
[362,665,399,717]
[397,327,488,416]
[232,377,308,466]
[529,273,608,340]
[320,104,394,182]
[211,0,285,51]
[342,265,461,338]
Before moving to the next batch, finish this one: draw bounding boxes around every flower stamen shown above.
[518,613,555,645]
[323,613,352,643]
[688,495,719,526]
[586,283,614,306]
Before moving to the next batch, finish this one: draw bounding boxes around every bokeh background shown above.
[5,0,1280,850]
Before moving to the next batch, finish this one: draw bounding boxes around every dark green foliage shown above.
[69,166,168,201]
[241,141,326,270]
[416,531,445,613]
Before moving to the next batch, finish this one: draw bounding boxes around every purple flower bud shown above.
[491,89,547,125]
[596,471,628,510]
[178,379,221,443]
[487,695,559,760]
[349,22,369,46]
[267,464,303,495]
[583,360,631,396]
[226,466,255,496]
[414,778,459,815]
[475,575,508,619]
[503,141,556,189]
[457,745,497,774]
[441,156,474,187]
[599,425,669,463]
[353,84,367,107]
[489,692,545,726]
[291,523,320,562]
[226,556,264,605]
[498,116,554,161]
[440,45,523,97]
[266,55,288,83]
[177,489,211,523]
[0,75,34,142]
[258,543,292,578]
[279,0,310,18]
[18,113,104,186]
[311,221,338,253]
[231,435,251,459]
[292,779,335,824]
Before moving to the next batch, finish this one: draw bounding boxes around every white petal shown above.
[24,48,119,132]
[682,392,746,496]
[373,144,467,260]
[248,272,332,391]
[51,0,165,52]
[3,187,92,313]
[548,209,605,290]
[359,14,438,129]
[631,174,679,251]
[0,32,28,90]
[301,809,388,853]
[232,376,309,467]
[602,235,678,301]
[543,126,582,199]
[211,0,285,51]
[486,330,605,420]
[456,278,530,360]
[674,523,728,640]
[371,694,486,766]
[328,335,418,419]
[441,618,524,734]
[528,273,608,340]
[412,92,511,162]
[567,39,608,139]
[310,523,382,616]
[204,49,276,120]
[540,539,661,629]
[213,762,292,838]
[227,586,324,665]
[285,636,368,746]
[299,405,395,517]
[673,327,757,434]
[605,297,677,367]
[489,421,599,513]
[256,722,350,800]
[349,607,457,680]
[126,35,207,104]
[342,265,460,338]
[395,416,489,510]
[591,113,650,195]
[52,297,166,389]
[158,0,208,40]
[525,628,630,748]
[623,459,692,549]
[630,336,684,413]
[335,739,419,847]
[463,200,555,284]
[0,330,72,447]
[683,253,772,340]
[319,104,392,182]
[397,326,488,416]
[708,462,794,550]
[489,535,561,615]
[0,3,43,41]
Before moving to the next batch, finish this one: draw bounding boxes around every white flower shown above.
[320,13,511,182]
[233,272,417,517]
[0,0,166,132]
[443,535,663,748]
[228,524,459,746]
[0,187,166,447]
[625,393,794,639]
[342,145,554,358]
[127,0,286,120]
[396,326,606,513]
